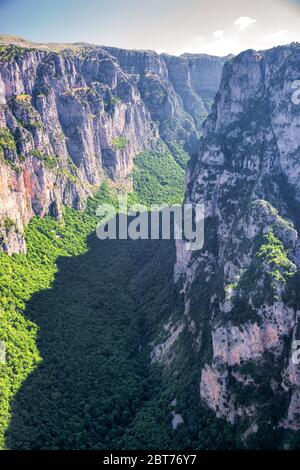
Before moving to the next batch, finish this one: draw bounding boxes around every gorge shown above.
[0,36,300,450]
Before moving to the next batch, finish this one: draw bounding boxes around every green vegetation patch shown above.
[257,230,296,288]
[133,148,185,206]
[166,142,190,170]
[2,218,16,232]
[112,136,128,150]
[140,74,167,102]
[0,128,16,153]
[0,45,31,62]
[0,142,235,450]
[30,149,58,169]
[106,95,121,107]
[57,168,79,183]
[0,183,118,449]
[225,229,297,325]
[19,120,44,131]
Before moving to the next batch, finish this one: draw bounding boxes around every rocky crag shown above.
[153,43,300,444]
[0,38,225,254]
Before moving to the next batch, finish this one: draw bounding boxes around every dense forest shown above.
[0,144,273,449]
[0,145,186,449]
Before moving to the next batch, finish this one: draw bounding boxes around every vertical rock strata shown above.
[0,42,225,253]
[172,44,300,436]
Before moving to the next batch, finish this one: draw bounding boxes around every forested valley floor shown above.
[1,145,237,449]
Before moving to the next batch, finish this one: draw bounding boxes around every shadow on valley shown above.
[5,215,182,450]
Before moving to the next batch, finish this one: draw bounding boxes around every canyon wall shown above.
[0,41,225,253]
[164,43,300,440]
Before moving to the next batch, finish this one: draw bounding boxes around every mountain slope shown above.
[4,217,177,449]
[166,44,300,447]
[0,39,225,253]
[0,37,226,449]
[4,37,300,450]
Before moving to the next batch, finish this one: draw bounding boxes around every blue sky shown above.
[0,0,300,55]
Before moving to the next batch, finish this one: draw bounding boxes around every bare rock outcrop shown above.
[171,43,300,438]
[0,41,225,253]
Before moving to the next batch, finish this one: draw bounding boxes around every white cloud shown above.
[173,6,300,58]
[234,16,257,32]
[175,35,240,57]
[213,30,224,39]
[263,29,289,45]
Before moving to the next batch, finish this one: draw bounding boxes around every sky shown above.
[0,0,300,56]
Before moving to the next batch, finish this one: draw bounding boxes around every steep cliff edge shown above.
[166,43,300,445]
[0,39,225,254]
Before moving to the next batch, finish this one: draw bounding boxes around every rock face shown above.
[0,41,225,253]
[169,44,300,439]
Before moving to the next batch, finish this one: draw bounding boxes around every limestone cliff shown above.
[168,43,300,441]
[0,40,225,253]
